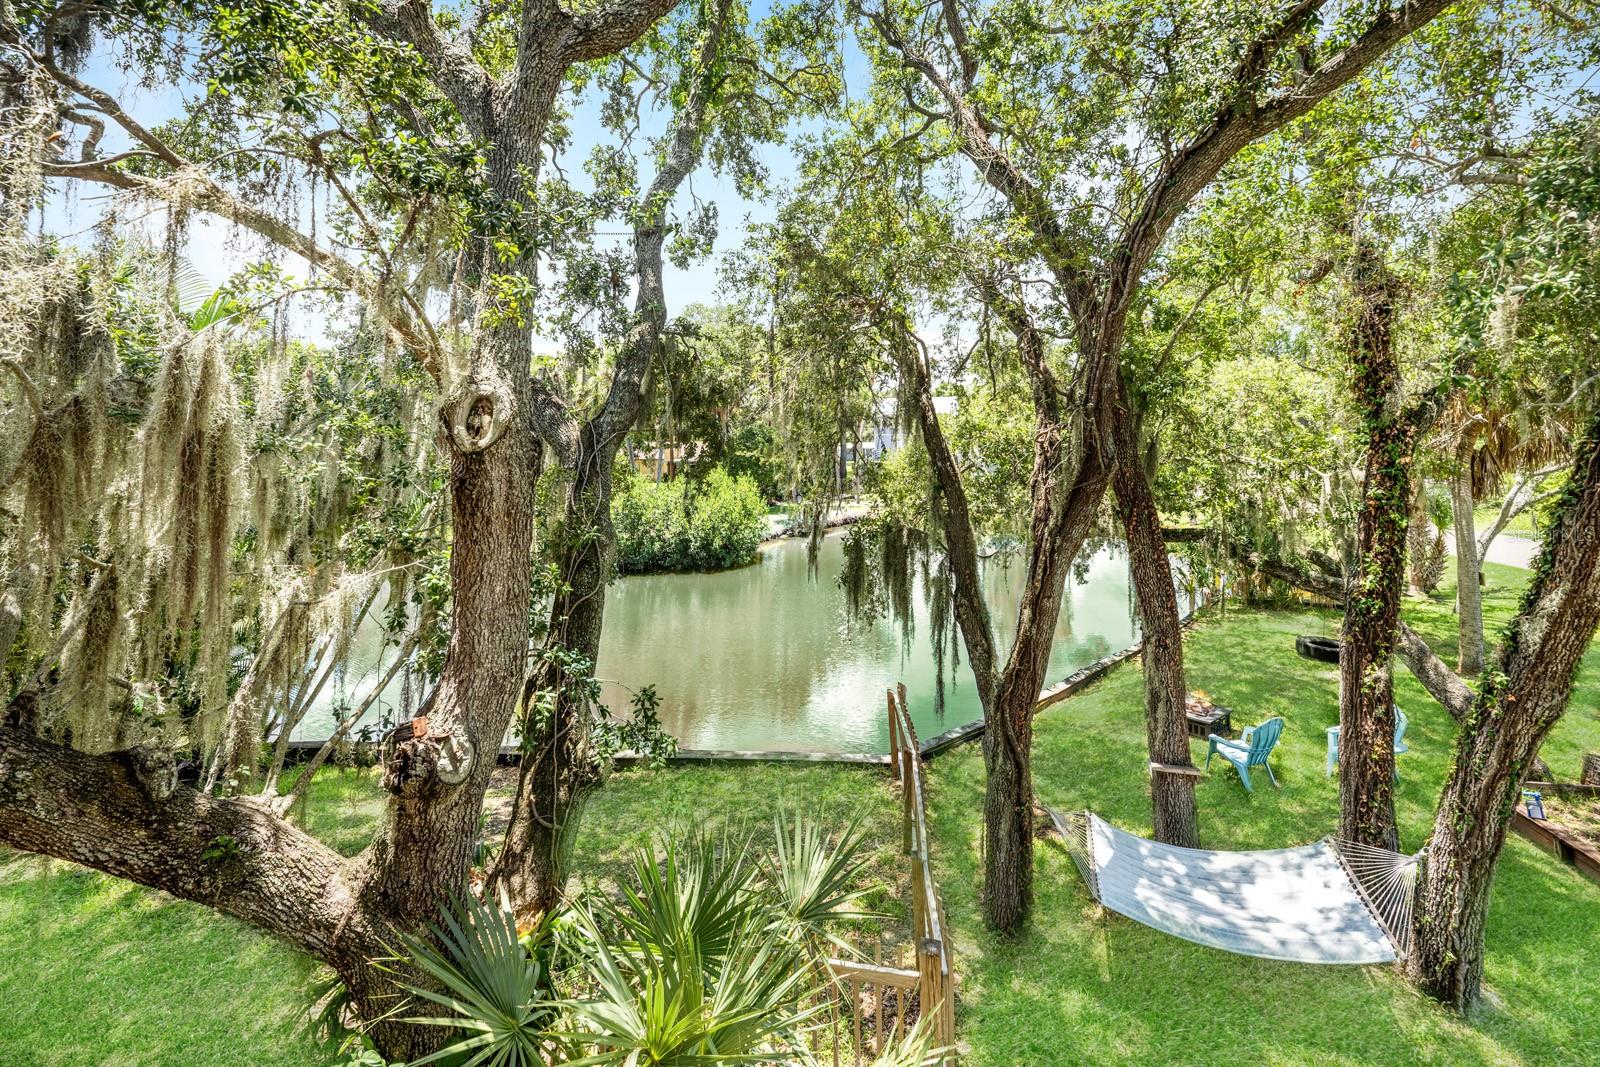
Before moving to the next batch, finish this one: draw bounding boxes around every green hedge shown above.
[613,466,766,574]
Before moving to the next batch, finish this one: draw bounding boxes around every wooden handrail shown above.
[826,958,921,987]
[881,684,957,1055]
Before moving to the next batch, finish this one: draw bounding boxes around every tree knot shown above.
[440,379,513,454]
[121,746,178,804]
[380,716,475,798]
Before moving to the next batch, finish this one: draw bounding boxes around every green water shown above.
[297,533,1147,754]
[595,533,1140,753]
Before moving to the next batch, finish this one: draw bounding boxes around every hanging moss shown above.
[3,206,446,767]
[928,553,954,718]
[838,524,874,622]
[59,565,123,752]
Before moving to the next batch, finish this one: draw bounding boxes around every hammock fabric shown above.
[1052,810,1419,965]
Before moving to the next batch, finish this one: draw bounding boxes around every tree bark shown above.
[1581,754,1600,788]
[1410,409,1600,1009]
[491,431,615,917]
[863,0,1452,937]
[1112,398,1200,847]
[7,7,683,1060]
[1337,243,1409,851]
[489,0,735,913]
[1451,457,1486,676]
[1406,473,1433,597]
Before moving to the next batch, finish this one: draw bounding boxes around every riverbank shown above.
[5,560,1598,1065]
[762,498,875,541]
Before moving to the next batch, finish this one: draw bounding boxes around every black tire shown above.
[1295,635,1341,663]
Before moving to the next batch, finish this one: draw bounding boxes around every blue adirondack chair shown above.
[1326,706,1409,781]
[1205,717,1285,792]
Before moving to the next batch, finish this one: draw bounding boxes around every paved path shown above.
[1446,532,1540,570]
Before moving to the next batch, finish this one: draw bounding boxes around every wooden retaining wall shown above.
[1512,792,1600,886]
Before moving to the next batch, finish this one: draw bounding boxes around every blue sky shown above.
[40,3,872,341]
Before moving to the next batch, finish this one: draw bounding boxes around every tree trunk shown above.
[1581,754,1600,788]
[1410,409,1600,1009]
[487,9,731,915]
[1451,459,1485,676]
[491,434,615,917]
[1112,403,1199,847]
[1338,243,1407,851]
[895,297,1114,933]
[1406,473,1434,597]
[979,714,1033,928]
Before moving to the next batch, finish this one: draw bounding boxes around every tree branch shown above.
[1479,466,1564,558]
[39,159,443,381]
[1,357,43,419]
[1116,0,1454,294]
[563,0,686,64]
[365,0,493,135]
[593,0,734,448]
[0,727,377,964]
[861,7,1096,327]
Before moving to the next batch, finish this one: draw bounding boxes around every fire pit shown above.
[1185,692,1233,738]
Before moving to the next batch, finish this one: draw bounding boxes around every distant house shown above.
[863,395,959,460]
[629,442,705,480]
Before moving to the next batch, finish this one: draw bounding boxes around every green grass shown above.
[2,560,1597,1065]
[925,561,1600,1065]
[1473,503,1542,541]
[0,855,322,1065]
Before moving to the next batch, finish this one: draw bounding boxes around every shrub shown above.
[613,466,765,573]
[722,422,784,499]
[392,817,893,1066]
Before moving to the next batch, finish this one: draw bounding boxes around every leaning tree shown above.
[847,0,1456,930]
[1,0,692,1055]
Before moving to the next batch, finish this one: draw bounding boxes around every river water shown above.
[295,533,1147,754]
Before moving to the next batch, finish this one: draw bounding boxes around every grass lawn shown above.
[1473,504,1543,541]
[2,560,1597,1065]
[926,561,1600,1066]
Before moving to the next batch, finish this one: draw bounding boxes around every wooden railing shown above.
[824,684,956,1064]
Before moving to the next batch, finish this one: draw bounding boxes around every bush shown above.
[722,423,784,500]
[613,466,766,573]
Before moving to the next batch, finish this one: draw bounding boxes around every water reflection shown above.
[594,533,1139,753]
[296,533,1147,755]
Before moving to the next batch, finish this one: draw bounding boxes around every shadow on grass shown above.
[925,593,1600,1066]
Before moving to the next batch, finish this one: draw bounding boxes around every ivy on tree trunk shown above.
[1410,406,1600,1008]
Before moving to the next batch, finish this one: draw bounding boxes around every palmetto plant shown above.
[564,827,822,1064]
[397,893,561,1066]
[765,812,876,959]
[394,816,879,1065]
[563,901,819,1064]
[612,827,758,966]
[863,1014,947,1067]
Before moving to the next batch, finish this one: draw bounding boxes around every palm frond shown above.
[396,891,556,1067]
[765,811,879,957]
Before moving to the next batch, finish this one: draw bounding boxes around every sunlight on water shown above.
[296,533,1152,754]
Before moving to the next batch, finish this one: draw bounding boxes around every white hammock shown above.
[1051,810,1419,965]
